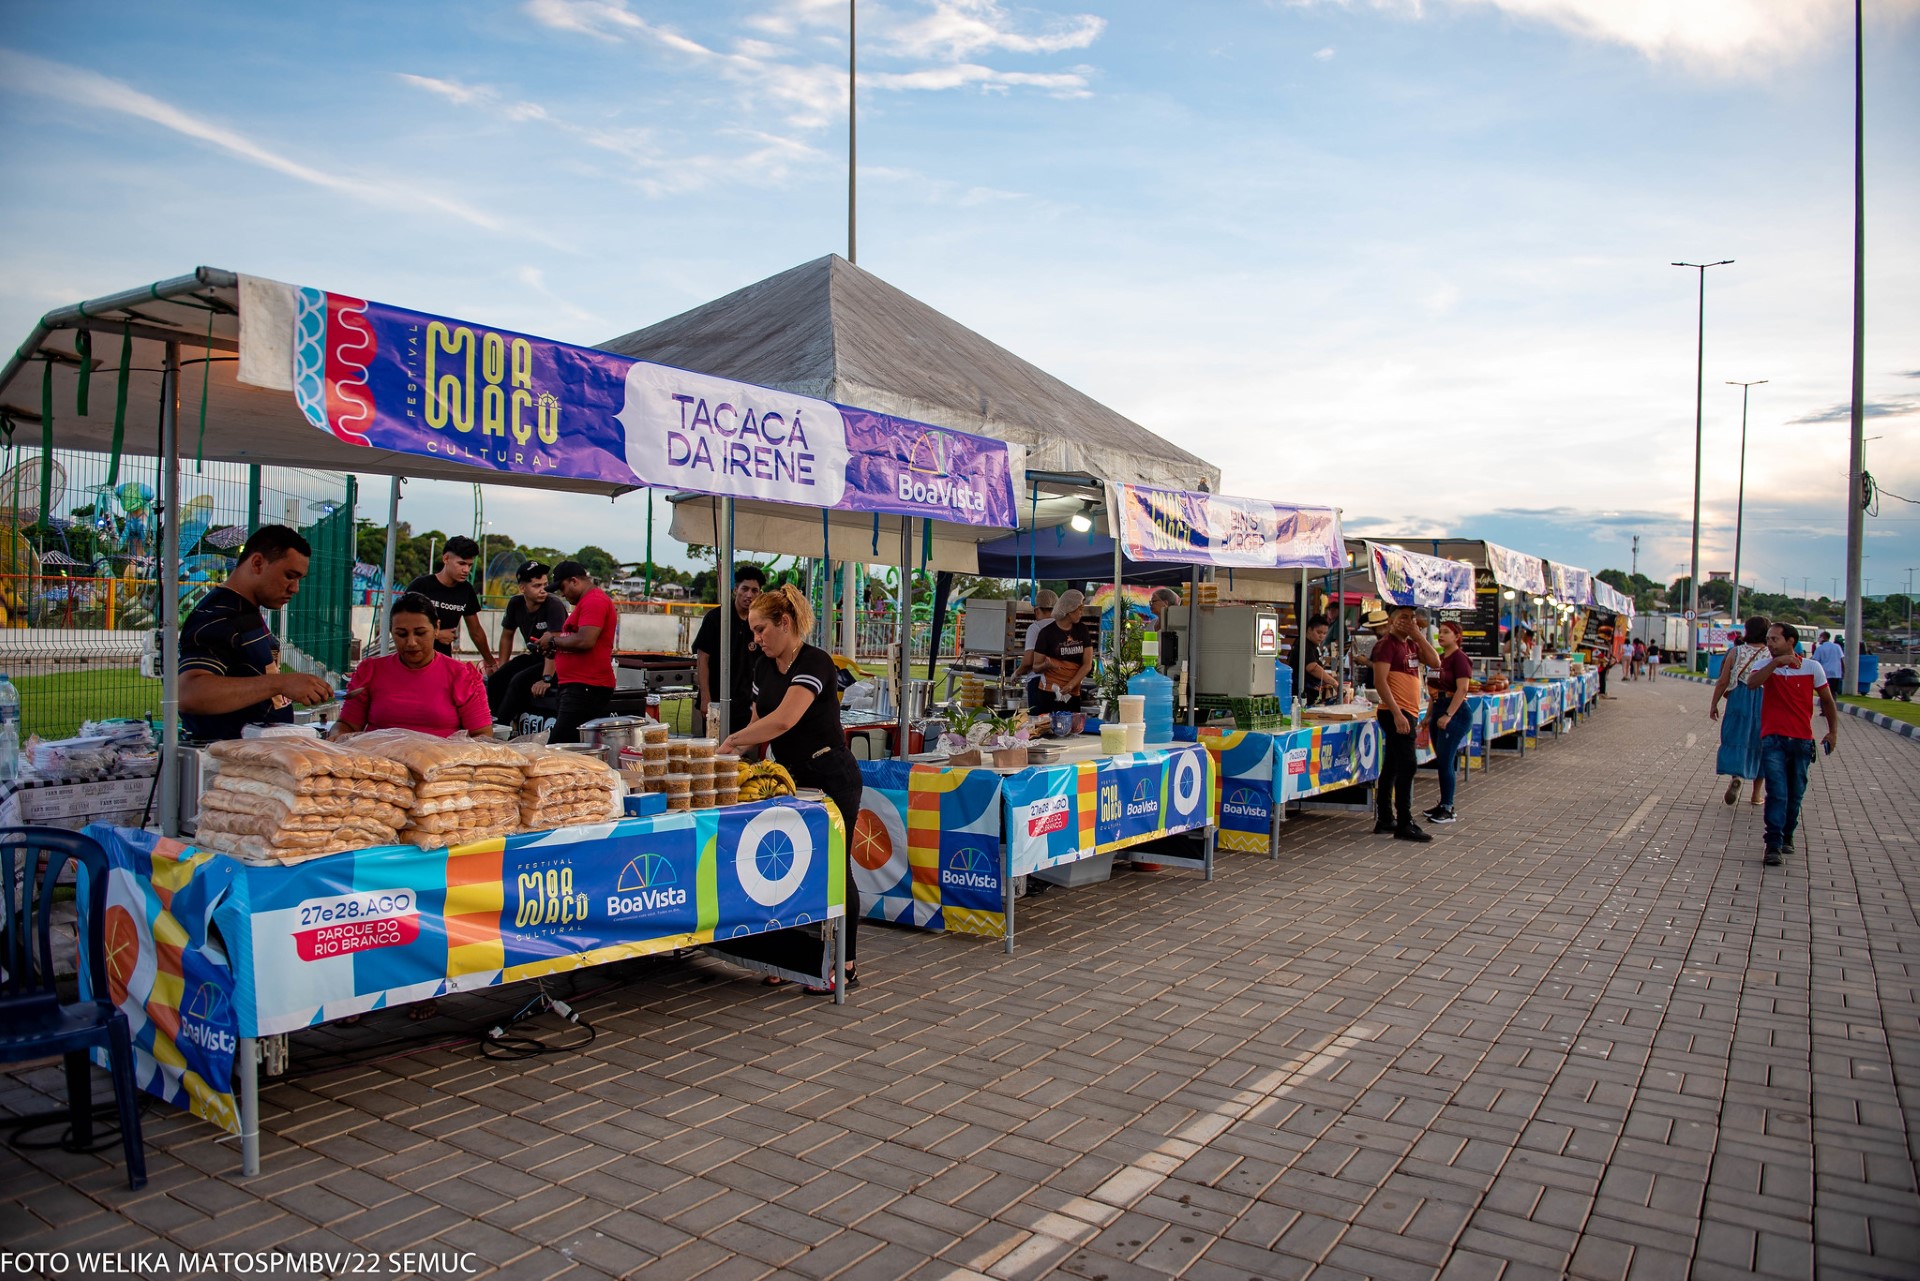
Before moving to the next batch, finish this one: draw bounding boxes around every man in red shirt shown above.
[531,559,618,744]
[1743,621,1840,866]
[1370,604,1442,842]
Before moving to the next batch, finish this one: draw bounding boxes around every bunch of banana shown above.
[738,761,797,802]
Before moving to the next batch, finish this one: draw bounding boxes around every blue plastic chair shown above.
[0,827,147,1189]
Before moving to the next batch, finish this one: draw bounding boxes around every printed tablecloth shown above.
[1522,682,1565,737]
[83,799,844,1135]
[1201,720,1384,853]
[854,745,1214,935]
[1467,691,1526,764]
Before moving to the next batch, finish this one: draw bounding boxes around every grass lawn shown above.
[1840,695,1920,728]
[15,669,161,739]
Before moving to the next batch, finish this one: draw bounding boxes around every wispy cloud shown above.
[395,73,827,195]
[1789,397,1920,425]
[1313,46,1336,60]
[523,0,1100,122]
[1283,0,1920,72]
[879,0,1105,59]
[0,48,561,244]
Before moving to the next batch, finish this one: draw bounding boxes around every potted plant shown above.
[984,709,1034,769]
[937,706,991,767]
[1093,609,1147,720]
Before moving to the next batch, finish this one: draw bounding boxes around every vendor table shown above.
[1521,681,1566,743]
[854,741,1215,952]
[1201,718,1383,856]
[83,798,845,1175]
[1468,691,1527,766]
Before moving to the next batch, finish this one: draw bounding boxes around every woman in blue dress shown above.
[1710,616,1769,806]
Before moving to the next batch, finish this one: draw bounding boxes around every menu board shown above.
[1579,608,1619,660]
[1437,568,1503,659]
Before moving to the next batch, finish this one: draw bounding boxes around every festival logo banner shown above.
[286,288,1018,527]
[1108,483,1343,570]
[1368,543,1476,610]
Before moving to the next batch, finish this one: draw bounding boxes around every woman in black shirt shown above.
[719,584,863,991]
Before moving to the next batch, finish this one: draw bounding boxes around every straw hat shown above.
[1361,605,1391,629]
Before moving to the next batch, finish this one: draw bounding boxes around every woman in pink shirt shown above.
[332,593,492,739]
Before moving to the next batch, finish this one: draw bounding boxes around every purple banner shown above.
[1107,483,1343,570]
[287,288,1018,527]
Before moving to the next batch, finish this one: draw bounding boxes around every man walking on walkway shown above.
[1811,630,1845,683]
[1744,622,1841,866]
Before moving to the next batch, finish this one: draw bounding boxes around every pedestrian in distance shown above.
[1370,604,1441,843]
[1710,616,1769,808]
[1743,622,1841,866]
[1811,630,1845,683]
[1646,644,1662,682]
[1422,620,1474,826]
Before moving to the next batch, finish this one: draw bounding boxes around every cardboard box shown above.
[0,776,155,832]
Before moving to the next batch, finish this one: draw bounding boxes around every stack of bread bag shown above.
[350,729,529,849]
[199,738,414,863]
[510,743,623,830]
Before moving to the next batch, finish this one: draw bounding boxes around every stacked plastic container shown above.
[1128,668,1176,745]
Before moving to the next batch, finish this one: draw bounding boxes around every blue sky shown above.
[2,0,1916,598]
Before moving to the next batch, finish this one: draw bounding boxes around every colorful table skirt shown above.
[1468,691,1526,764]
[854,744,1215,938]
[1200,720,1384,854]
[83,799,844,1137]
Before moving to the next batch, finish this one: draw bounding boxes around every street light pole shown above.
[1842,0,1868,695]
[1726,380,1766,624]
[1673,259,1734,673]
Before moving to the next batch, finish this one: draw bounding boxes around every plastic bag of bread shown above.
[508,742,617,781]
[200,790,409,832]
[209,766,415,807]
[349,728,528,783]
[208,737,410,785]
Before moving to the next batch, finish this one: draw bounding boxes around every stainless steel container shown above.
[577,715,650,757]
[901,679,934,723]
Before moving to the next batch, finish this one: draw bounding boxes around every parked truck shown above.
[1630,613,1690,655]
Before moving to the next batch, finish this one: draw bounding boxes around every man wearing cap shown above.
[488,561,569,727]
[1029,590,1093,715]
[1370,603,1441,843]
[528,560,617,744]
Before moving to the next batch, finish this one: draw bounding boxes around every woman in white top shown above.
[1710,616,1769,806]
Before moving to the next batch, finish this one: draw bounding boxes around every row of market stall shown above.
[1,261,1624,1175]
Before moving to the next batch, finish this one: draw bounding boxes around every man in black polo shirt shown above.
[694,563,765,729]
[487,560,569,726]
[178,525,334,741]
[405,534,496,672]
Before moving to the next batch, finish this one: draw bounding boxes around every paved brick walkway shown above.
[5,677,1918,1280]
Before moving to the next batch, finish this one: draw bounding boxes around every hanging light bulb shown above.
[1070,510,1093,533]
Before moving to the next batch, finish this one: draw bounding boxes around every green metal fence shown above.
[1,443,353,739]
[283,478,356,675]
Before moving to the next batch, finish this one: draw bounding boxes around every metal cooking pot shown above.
[901,679,934,723]
[577,715,649,756]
